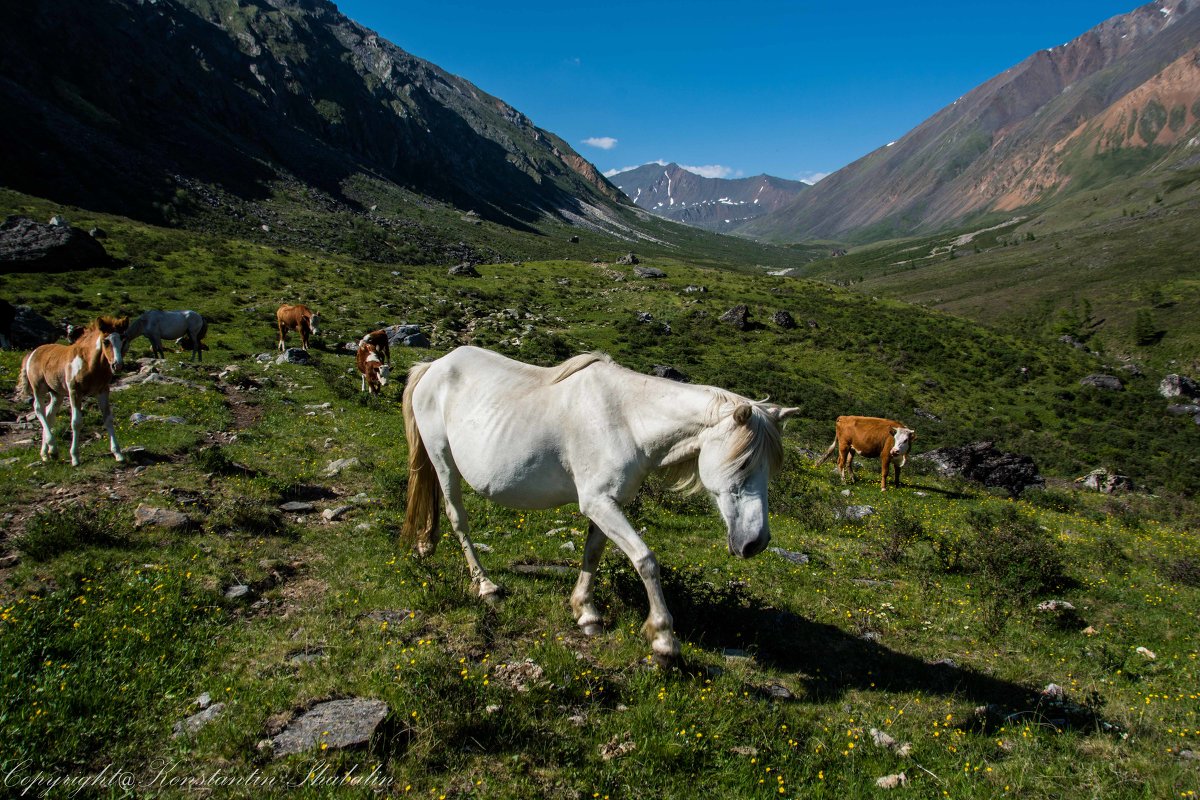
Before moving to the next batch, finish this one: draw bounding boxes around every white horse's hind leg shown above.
[581,497,680,666]
[570,521,609,636]
[97,391,124,463]
[32,388,58,461]
[441,478,501,599]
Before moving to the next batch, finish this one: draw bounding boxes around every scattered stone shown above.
[912,407,941,422]
[615,252,640,266]
[365,609,417,626]
[567,711,587,726]
[224,584,252,601]
[493,659,544,693]
[270,698,390,758]
[1166,404,1200,416]
[568,235,579,244]
[195,692,212,710]
[836,505,875,521]
[633,266,666,279]
[172,702,226,738]
[276,348,311,365]
[323,457,360,477]
[133,504,192,531]
[771,310,796,329]
[1059,334,1086,350]
[1135,646,1157,660]
[1080,374,1123,391]
[768,547,809,565]
[875,773,907,790]
[722,648,751,662]
[1082,626,1099,636]
[683,285,707,293]
[599,734,636,760]
[718,304,751,330]
[759,683,795,701]
[279,501,315,513]
[0,553,21,569]
[1075,468,1133,494]
[1179,750,1198,761]
[559,541,576,552]
[1042,683,1066,700]
[651,364,689,382]
[255,352,274,363]
[0,215,110,273]
[288,648,327,665]
[129,412,188,426]
[928,658,957,668]
[1036,600,1076,613]
[448,262,481,277]
[322,505,353,522]
[1159,374,1199,400]
[913,441,1043,496]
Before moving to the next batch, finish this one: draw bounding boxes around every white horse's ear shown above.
[769,406,801,421]
[733,404,753,425]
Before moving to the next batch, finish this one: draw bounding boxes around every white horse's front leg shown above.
[442,480,500,599]
[570,521,609,636]
[581,497,680,667]
[97,391,124,463]
[67,392,84,466]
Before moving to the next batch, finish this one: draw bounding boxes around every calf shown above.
[358,329,390,364]
[356,342,391,395]
[276,304,320,351]
[816,415,915,490]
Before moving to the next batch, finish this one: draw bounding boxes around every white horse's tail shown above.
[402,361,440,555]
[815,436,839,466]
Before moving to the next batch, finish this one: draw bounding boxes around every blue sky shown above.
[334,0,1144,183]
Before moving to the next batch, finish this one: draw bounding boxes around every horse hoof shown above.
[477,580,503,602]
[581,623,604,637]
[114,454,126,463]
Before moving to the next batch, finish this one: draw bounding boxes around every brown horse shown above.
[17,316,129,466]
[276,304,320,352]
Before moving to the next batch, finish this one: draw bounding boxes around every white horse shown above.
[126,309,207,361]
[403,347,798,666]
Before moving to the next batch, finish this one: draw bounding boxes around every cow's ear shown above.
[733,404,753,425]
[890,427,899,436]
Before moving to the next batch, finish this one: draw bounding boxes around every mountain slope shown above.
[608,163,808,231]
[0,0,627,233]
[744,0,1200,242]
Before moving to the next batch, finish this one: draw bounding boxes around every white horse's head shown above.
[697,402,799,559]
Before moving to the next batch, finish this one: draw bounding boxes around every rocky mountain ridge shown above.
[0,0,628,241]
[609,163,808,232]
[743,0,1200,242]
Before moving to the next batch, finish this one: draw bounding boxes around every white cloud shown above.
[798,171,830,185]
[679,164,739,179]
[582,136,618,150]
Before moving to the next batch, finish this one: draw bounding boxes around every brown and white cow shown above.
[358,329,390,364]
[816,415,915,490]
[276,304,320,352]
[356,342,391,395]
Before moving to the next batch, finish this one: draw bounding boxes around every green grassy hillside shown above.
[788,166,1200,373]
[1,198,1198,798]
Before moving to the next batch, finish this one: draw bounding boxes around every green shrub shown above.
[964,505,1070,634]
[204,495,289,537]
[874,506,926,564]
[18,504,129,561]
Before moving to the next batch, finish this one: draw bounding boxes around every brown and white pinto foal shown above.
[276,304,320,352]
[17,316,129,466]
[356,342,391,395]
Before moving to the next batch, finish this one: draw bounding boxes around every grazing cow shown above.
[816,415,915,490]
[276,304,320,352]
[17,316,129,466]
[358,329,390,364]
[0,299,16,349]
[356,342,391,395]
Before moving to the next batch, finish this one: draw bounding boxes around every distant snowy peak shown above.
[611,162,808,232]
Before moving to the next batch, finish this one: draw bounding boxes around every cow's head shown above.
[377,362,392,388]
[889,427,915,457]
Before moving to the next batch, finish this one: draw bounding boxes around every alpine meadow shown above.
[1,1,1199,799]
